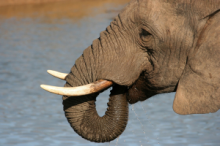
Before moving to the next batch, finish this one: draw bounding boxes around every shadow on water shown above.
[0,1,219,146]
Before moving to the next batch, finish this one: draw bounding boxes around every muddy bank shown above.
[0,0,130,19]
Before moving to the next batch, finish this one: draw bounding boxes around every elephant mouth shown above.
[40,70,114,96]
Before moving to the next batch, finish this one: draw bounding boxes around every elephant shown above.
[41,0,220,143]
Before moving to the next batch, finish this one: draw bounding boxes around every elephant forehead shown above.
[138,0,174,15]
[137,0,184,37]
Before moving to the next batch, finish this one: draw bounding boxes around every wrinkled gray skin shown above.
[63,0,220,142]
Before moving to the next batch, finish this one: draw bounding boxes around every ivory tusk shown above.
[40,80,113,96]
[47,70,68,80]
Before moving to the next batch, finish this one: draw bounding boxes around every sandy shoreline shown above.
[0,0,73,6]
[0,0,130,6]
[0,0,130,19]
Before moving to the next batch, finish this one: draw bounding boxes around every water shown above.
[0,1,219,146]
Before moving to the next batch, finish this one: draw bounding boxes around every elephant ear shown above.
[173,11,220,115]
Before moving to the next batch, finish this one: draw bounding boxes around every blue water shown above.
[0,3,219,146]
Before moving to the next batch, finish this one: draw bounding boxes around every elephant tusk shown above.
[40,80,113,96]
[47,70,68,80]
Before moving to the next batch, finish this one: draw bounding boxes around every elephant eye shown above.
[140,29,152,41]
[141,29,151,37]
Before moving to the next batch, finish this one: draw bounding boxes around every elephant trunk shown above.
[62,8,141,141]
[62,21,130,141]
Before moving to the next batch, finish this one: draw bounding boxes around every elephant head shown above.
[41,0,220,143]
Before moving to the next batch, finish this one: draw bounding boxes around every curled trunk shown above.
[62,6,142,141]
[63,84,128,142]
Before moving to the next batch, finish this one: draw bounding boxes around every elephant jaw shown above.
[40,70,113,96]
